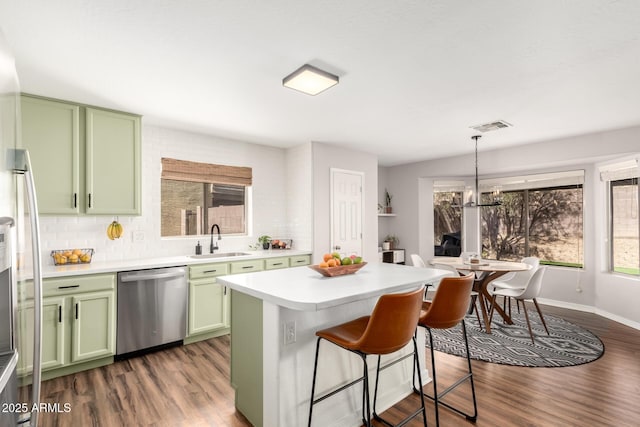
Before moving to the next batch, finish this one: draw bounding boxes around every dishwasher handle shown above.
[119,268,186,283]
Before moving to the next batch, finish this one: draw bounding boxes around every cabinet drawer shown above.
[230,259,264,274]
[20,274,116,299]
[265,257,289,270]
[189,263,230,280]
[289,255,311,267]
[45,274,115,297]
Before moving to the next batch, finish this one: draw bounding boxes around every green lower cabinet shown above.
[17,274,116,381]
[188,278,230,336]
[71,290,116,362]
[17,297,67,375]
[186,262,231,342]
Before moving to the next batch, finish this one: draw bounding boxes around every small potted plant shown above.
[383,234,399,250]
[384,189,393,213]
[258,235,271,250]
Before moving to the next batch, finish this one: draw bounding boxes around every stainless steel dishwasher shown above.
[116,266,187,358]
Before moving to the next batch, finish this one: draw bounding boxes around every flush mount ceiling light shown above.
[282,64,339,96]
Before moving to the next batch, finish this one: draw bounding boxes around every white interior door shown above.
[331,168,363,257]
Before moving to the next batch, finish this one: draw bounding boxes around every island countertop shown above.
[217,262,448,311]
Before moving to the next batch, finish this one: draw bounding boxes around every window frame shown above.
[433,181,465,257]
[479,174,585,268]
[160,158,252,238]
[608,177,640,276]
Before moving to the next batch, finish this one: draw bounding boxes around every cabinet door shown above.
[188,278,229,336]
[17,297,67,375]
[85,108,141,215]
[21,96,80,214]
[71,290,115,363]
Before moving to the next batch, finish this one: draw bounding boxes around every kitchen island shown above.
[217,262,448,427]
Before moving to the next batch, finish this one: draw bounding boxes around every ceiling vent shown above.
[470,120,512,133]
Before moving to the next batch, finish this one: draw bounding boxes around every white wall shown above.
[382,126,640,327]
[311,142,378,264]
[38,124,297,264]
[285,143,313,254]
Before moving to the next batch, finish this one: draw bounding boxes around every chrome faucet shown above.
[210,224,221,253]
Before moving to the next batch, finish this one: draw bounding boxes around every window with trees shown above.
[160,158,251,237]
[480,171,584,267]
[600,157,640,276]
[433,181,464,257]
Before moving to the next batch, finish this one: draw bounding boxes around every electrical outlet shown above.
[284,321,296,345]
[132,231,145,242]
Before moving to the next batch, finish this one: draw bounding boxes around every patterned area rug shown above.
[427,311,604,367]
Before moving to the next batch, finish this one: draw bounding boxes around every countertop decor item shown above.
[51,248,94,265]
[308,262,367,277]
[269,238,291,249]
[258,235,271,249]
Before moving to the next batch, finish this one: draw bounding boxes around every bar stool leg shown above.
[423,322,477,426]
[360,353,372,427]
[427,328,441,426]
[461,320,478,421]
[375,337,428,427]
[308,337,322,427]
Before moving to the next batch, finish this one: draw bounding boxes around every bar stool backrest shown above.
[420,273,474,329]
[357,287,424,355]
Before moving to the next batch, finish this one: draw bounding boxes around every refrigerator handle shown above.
[22,149,44,427]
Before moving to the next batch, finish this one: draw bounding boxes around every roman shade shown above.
[479,170,585,192]
[161,158,252,186]
[599,158,640,181]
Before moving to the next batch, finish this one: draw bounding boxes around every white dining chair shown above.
[491,257,540,291]
[410,253,427,268]
[489,267,549,344]
[491,257,539,315]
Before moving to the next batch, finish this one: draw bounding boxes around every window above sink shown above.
[160,158,252,237]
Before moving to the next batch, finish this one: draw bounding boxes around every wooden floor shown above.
[32,305,640,427]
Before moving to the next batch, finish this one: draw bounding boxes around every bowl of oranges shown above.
[308,252,366,277]
[51,248,94,265]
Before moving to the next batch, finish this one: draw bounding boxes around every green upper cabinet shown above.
[20,95,142,215]
[21,96,80,214]
[85,107,141,214]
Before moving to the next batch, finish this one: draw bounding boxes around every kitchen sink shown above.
[189,252,252,259]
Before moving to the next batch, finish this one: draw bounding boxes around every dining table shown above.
[429,257,532,333]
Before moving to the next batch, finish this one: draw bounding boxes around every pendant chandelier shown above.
[463,135,502,208]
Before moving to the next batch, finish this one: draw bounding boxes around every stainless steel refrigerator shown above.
[0,29,44,427]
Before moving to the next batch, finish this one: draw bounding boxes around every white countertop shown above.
[32,249,311,279]
[217,262,449,311]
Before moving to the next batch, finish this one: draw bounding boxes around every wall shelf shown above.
[377,213,397,217]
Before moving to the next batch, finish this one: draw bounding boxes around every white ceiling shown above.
[1,1,640,166]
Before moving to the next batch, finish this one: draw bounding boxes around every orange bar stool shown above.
[308,287,427,427]
[416,273,478,426]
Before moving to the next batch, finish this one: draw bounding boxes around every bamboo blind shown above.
[161,158,252,186]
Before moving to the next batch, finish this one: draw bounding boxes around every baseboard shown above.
[593,309,640,331]
[536,298,595,313]
[537,298,640,331]
[183,328,230,344]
